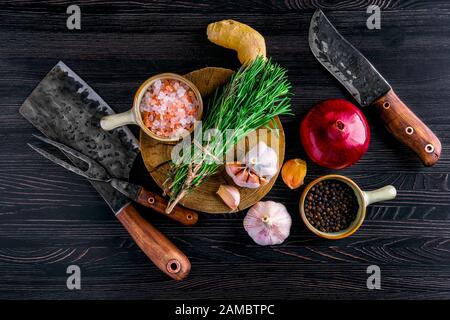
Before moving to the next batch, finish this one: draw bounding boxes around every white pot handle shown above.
[363,185,397,206]
[100,109,136,131]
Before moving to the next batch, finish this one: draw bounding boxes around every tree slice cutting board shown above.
[140,67,285,214]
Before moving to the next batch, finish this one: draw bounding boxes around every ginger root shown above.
[207,20,266,64]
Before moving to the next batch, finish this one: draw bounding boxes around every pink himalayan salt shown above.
[140,78,199,138]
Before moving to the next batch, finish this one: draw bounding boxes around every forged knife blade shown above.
[20,62,190,280]
[309,9,441,166]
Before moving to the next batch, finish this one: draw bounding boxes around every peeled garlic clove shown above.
[281,158,307,190]
[245,171,261,188]
[217,185,240,210]
[226,165,260,189]
[225,162,245,175]
[243,201,292,246]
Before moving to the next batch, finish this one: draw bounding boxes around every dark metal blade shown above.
[20,61,139,214]
[309,9,391,106]
[109,178,141,201]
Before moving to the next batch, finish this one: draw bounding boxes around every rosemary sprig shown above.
[165,56,293,212]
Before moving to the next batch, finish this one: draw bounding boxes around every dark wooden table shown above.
[1,0,450,300]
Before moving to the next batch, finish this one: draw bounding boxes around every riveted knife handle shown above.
[136,188,199,226]
[116,203,191,280]
[373,89,441,166]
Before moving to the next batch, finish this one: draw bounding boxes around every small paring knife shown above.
[29,134,198,226]
[309,9,441,166]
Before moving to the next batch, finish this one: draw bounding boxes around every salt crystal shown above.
[177,87,186,97]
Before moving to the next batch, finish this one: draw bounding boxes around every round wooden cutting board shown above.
[140,67,285,214]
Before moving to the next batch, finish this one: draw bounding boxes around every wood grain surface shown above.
[1,0,450,299]
[140,67,285,214]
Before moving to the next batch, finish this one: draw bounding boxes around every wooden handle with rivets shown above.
[372,89,441,166]
[136,187,199,226]
[116,203,191,280]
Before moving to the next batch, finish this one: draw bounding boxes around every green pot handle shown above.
[363,185,397,206]
[100,109,136,131]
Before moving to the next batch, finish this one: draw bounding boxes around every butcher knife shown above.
[309,9,441,166]
[19,61,190,280]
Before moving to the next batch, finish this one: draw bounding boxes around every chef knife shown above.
[309,9,441,166]
[19,61,190,280]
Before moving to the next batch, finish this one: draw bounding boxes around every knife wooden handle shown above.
[136,188,199,226]
[372,89,441,166]
[116,203,191,280]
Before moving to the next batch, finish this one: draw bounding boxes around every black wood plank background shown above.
[1,0,450,300]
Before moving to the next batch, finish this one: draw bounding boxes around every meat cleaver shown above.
[309,9,441,166]
[19,61,190,280]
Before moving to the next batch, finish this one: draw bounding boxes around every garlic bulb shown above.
[225,142,278,189]
[243,201,292,246]
[216,185,240,210]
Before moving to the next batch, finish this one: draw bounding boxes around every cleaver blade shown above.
[20,61,190,280]
[20,61,139,213]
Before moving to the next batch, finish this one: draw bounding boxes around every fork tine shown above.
[27,143,97,180]
[31,134,108,180]
[31,134,97,165]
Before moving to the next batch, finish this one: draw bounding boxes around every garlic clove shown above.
[281,158,307,190]
[227,166,260,189]
[236,167,249,182]
[225,162,244,176]
[216,185,240,210]
[246,171,261,188]
[259,176,269,186]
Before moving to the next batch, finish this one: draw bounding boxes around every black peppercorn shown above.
[304,179,358,233]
